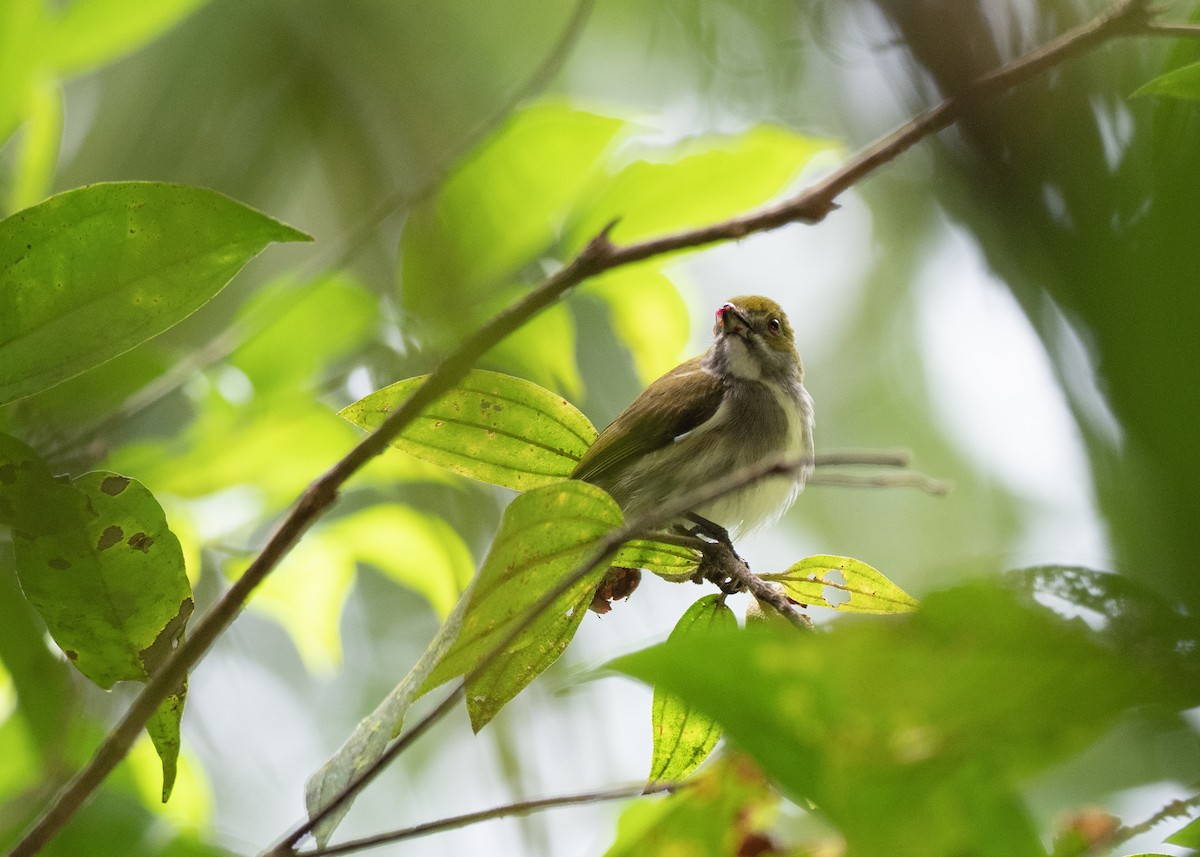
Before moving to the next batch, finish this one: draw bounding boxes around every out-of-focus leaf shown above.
[0,0,42,144]
[648,595,735,785]
[0,550,70,754]
[1132,60,1200,101]
[0,182,310,404]
[46,0,208,75]
[423,481,620,730]
[567,125,837,250]
[339,369,597,491]
[306,589,472,847]
[1005,565,1200,680]
[329,505,474,618]
[480,295,582,397]
[3,442,191,801]
[7,75,62,213]
[585,268,690,386]
[761,554,918,614]
[400,103,626,317]
[611,583,1172,857]
[110,395,360,509]
[229,273,378,394]
[238,504,474,673]
[604,754,775,857]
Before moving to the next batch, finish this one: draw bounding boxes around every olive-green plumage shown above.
[573,295,814,537]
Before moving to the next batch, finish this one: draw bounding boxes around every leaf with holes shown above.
[761,555,917,614]
[339,369,597,491]
[649,595,736,785]
[0,181,310,404]
[422,480,621,730]
[3,438,192,800]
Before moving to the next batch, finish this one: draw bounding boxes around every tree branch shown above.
[6,2,1162,853]
[296,782,678,857]
[266,455,809,855]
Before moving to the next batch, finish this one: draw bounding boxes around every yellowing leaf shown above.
[339,369,597,491]
[649,595,736,785]
[761,554,918,614]
[423,481,621,730]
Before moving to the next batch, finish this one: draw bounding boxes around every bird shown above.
[573,295,814,610]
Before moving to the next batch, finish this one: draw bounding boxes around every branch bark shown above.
[6,1,1162,853]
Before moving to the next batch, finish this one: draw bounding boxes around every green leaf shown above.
[2,436,192,801]
[0,181,311,404]
[423,481,621,730]
[761,554,918,614]
[585,267,690,387]
[1167,815,1200,847]
[305,586,473,847]
[46,0,208,75]
[6,75,62,213]
[648,595,736,785]
[1132,60,1200,101]
[567,125,838,250]
[1,434,192,801]
[604,754,775,857]
[339,369,598,491]
[400,102,626,317]
[240,504,475,674]
[610,583,1166,857]
[611,539,701,579]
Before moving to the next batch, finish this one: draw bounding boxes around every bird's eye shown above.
[768,318,782,335]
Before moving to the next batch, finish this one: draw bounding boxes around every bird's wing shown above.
[572,357,724,485]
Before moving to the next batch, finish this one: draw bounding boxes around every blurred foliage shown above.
[0,0,1198,855]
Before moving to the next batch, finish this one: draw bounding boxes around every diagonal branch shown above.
[6,2,1161,854]
[266,455,809,856]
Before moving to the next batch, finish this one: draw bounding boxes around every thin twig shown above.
[814,450,911,468]
[808,470,950,495]
[266,456,808,856]
[1141,22,1200,37]
[6,2,1162,853]
[297,781,677,857]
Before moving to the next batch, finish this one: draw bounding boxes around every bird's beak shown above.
[717,303,749,338]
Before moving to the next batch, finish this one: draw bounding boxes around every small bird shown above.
[574,295,814,609]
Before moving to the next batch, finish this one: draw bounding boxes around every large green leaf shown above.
[423,481,621,730]
[566,124,838,251]
[339,369,598,491]
[1132,60,1200,101]
[760,554,918,614]
[648,595,735,785]
[611,583,1170,857]
[1,435,191,800]
[0,182,310,404]
[400,103,626,317]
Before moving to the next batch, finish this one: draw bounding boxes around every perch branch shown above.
[298,781,678,857]
[7,2,1162,853]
